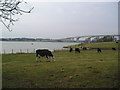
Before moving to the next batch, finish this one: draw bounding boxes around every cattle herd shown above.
[69,47,102,53]
[35,45,117,62]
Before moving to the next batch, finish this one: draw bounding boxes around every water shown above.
[0,41,79,54]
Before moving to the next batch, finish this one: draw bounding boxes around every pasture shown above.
[2,51,119,88]
[2,42,119,88]
[66,41,119,49]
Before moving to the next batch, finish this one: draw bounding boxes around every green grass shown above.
[84,42,119,48]
[2,49,119,88]
[66,41,119,48]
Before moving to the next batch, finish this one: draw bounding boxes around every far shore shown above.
[0,40,79,43]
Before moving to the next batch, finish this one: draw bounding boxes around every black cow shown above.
[97,48,101,53]
[36,49,55,62]
[75,48,80,53]
[69,47,73,52]
[112,48,116,50]
[82,47,87,50]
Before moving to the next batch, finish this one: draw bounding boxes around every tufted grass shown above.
[2,47,119,88]
[66,41,119,49]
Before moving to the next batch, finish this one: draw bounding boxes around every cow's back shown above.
[36,49,53,57]
[75,48,80,53]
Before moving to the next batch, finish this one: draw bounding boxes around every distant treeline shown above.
[0,38,67,42]
[0,36,119,42]
[0,38,52,41]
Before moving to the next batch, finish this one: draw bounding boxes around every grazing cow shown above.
[112,48,116,50]
[97,48,101,53]
[82,47,87,50]
[36,49,55,62]
[75,48,80,53]
[69,47,73,52]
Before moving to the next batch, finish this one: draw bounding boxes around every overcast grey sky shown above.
[2,1,118,39]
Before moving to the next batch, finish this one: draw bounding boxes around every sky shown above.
[1,0,118,39]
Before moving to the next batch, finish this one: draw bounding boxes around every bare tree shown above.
[0,0,34,31]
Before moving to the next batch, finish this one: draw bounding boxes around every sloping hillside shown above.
[64,42,119,49]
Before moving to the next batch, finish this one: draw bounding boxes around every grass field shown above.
[2,42,119,88]
[65,41,119,49]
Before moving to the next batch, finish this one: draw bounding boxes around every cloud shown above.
[25,0,119,2]
[2,2,118,39]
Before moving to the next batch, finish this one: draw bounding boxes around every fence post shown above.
[27,49,29,53]
[12,49,13,54]
[20,49,22,53]
[34,49,35,53]
[4,49,5,54]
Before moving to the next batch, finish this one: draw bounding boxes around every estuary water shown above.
[0,41,79,54]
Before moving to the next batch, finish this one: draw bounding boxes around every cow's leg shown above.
[46,56,50,62]
[36,54,42,62]
[52,56,55,61]
[36,56,38,62]
[36,53,39,62]
[38,55,43,62]
[46,55,49,59]
[49,56,55,61]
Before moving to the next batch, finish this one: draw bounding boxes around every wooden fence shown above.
[2,49,36,54]
[2,48,65,54]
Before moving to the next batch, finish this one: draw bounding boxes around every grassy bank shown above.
[64,41,119,49]
[2,47,119,88]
